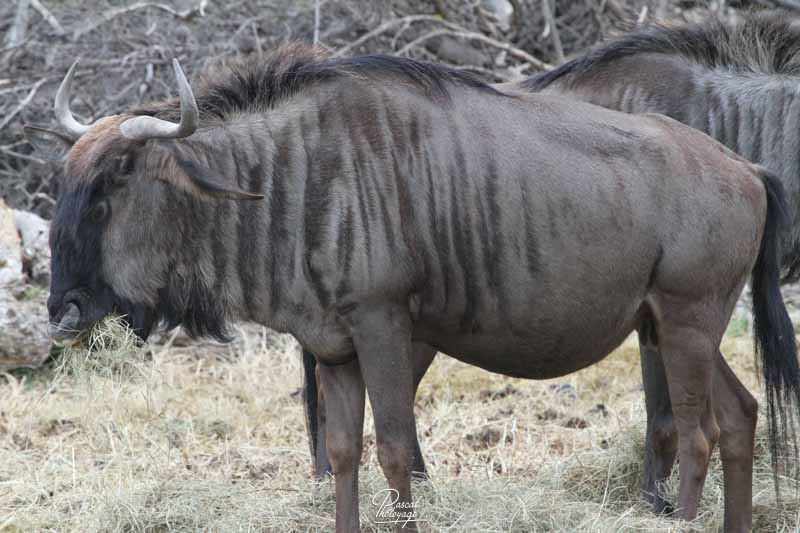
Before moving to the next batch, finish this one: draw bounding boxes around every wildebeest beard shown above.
[82,259,231,343]
[150,273,232,342]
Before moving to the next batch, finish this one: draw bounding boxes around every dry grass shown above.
[1,314,799,532]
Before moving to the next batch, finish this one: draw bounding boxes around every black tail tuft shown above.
[751,170,800,498]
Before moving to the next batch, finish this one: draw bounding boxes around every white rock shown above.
[0,198,23,287]
[0,200,52,370]
[14,209,50,285]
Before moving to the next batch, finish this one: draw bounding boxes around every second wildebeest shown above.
[28,45,798,532]
[517,12,800,518]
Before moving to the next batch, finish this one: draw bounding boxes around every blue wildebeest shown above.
[28,45,798,532]
[303,12,800,527]
[517,12,800,521]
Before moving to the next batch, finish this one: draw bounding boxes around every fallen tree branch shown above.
[30,0,65,36]
[334,15,445,57]
[313,0,320,45]
[772,0,800,9]
[0,78,46,132]
[5,0,30,48]
[603,0,629,20]
[72,1,207,39]
[397,28,552,71]
[542,0,565,63]
[336,14,551,70]
[0,145,48,165]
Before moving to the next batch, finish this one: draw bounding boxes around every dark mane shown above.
[134,43,500,122]
[525,11,800,91]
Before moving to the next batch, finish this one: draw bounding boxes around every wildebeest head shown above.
[25,60,262,343]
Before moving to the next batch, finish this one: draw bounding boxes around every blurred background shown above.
[0,0,787,219]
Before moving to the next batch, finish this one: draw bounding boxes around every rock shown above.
[563,416,588,429]
[479,383,519,400]
[0,287,51,372]
[0,198,23,287]
[14,209,50,286]
[549,383,577,402]
[0,200,52,371]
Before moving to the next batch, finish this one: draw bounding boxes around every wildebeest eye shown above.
[118,154,135,175]
[89,200,109,223]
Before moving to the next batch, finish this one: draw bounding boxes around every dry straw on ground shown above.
[0,314,798,531]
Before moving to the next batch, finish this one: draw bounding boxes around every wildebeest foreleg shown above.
[349,303,418,532]
[310,343,436,480]
[660,319,720,522]
[639,338,678,514]
[318,358,365,533]
[713,351,757,533]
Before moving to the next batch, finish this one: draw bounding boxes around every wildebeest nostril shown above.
[48,290,82,321]
[50,302,81,342]
[47,295,61,320]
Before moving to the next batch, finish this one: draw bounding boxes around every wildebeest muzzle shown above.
[48,287,114,343]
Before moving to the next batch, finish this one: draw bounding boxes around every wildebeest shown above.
[303,12,800,521]
[520,12,800,517]
[28,45,798,532]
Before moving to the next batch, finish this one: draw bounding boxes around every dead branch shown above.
[542,0,565,63]
[30,0,64,36]
[397,28,552,71]
[334,15,449,57]
[313,0,321,45]
[772,0,800,9]
[0,78,46,132]
[72,1,207,39]
[0,145,47,165]
[603,0,630,20]
[336,14,551,70]
[5,0,30,48]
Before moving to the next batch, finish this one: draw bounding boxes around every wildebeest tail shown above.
[302,348,320,469]
[751,168,800,496]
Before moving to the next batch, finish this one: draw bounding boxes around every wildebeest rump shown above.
[27,45,798,532]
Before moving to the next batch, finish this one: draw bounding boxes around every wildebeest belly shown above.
[413,302,645,379]
[411,260,652,379]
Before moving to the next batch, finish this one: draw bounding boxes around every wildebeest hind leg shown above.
[638,329,678,514]
[348,303,418,531]
[410,343,437,480]
[318,359,365,533]
[312,360,333,478]
[712,351,757,533]
[658,309,721,522]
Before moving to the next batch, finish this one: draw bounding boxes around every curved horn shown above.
[55,61,91,141]
[120,59,199,141]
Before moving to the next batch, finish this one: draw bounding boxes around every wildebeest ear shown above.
[171,156,265,201]
[23,125,74,161]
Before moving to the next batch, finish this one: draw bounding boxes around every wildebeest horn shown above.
[120,59,199,141]
[55,61,92,141]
